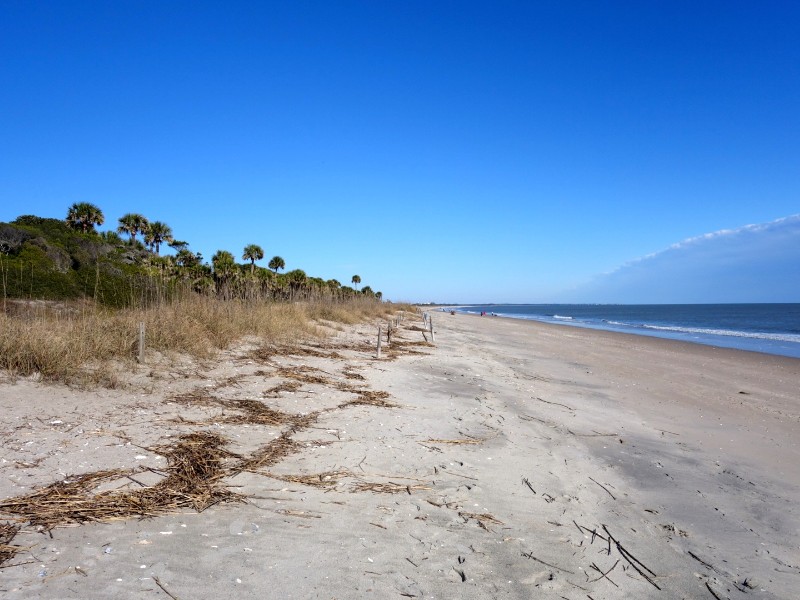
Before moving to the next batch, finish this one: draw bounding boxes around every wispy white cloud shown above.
[568,214,800,303]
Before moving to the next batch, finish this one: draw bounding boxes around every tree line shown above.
[57,201,381,303]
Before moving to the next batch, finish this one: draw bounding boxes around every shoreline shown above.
[1,312,798,598]
[448,304,800,359]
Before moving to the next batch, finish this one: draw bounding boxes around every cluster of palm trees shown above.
[64,202,381,303]
[116,213,175,255]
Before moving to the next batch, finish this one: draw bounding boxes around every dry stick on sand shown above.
[153,576,182,600]
[601,524,660,590]
[588,476,617,500]
[521,477,537,494]
[705,580,724,600]
[352,482,431,494]
[533,397,575,411]
[572,522,660,589]
[589,560,620,587]
[521,551,575,574]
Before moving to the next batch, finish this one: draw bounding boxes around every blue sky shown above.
[1,1,798,303]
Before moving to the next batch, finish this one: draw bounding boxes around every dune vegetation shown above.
[0,204,409,385]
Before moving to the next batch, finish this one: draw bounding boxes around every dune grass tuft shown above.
[0,297,416,386]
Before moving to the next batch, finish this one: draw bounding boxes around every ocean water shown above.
[453,304,800,359]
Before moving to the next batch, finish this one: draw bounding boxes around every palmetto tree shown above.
[66,202,104,233]
[351,275,361,290]
[175,248,201,268]
[286,269,307,296]
[268,255,285,274]
[242,244,264,274]
[116,213,149,244]
[144,221,173,255]
[212,250,237,278]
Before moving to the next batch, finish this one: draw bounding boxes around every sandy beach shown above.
[1,311,798,599]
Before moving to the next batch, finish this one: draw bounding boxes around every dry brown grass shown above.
[0,297,414,386]
[305,300,412,325]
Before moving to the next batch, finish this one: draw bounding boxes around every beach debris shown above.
[572,521,663,589]
[265,469,351,488]
[352,482,431,494]
[705,580,724,600]
[521,477,536,494]
[275,365,332,385]
[588,560,620,587]
[170,391,305,427]
[521,551,575,574]
[263,380,303,397]
[338,390,397,409]
[0,522,22,567]
[424,437,485,445]
[153,575,181,600]
[458,511,503,531]
[342,367,366,380]
[588,476,617,500]
[0,432,242,530]
[532,396,575,411]
[235,432,303,473]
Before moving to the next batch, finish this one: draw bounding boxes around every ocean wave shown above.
[636,323,800,343]
[552,315,573,320]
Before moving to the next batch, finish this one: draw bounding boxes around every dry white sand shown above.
[1,311,798,599]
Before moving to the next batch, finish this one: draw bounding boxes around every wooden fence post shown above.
[138,322,145,363]
[376,324,382,358]
[429,316,435,343]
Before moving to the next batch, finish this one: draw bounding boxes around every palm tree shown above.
[268,255,285,274]
[175,248,201,268]
[286,269,307,297]
[144,221,173,255]
[212,250,236,278]
[66,202,104,233]
[211,250,237,299]
[117,213,149,244]
[242,244,264,274]
[351,275,361,290]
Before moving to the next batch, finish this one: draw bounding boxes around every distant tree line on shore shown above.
[0,202,381,306]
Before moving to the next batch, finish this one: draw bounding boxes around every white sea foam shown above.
[639,324,800,343]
